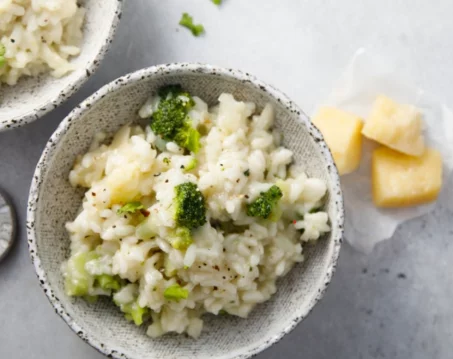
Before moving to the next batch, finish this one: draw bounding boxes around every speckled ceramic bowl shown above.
[0,0,123,132]
[27,64,344,359]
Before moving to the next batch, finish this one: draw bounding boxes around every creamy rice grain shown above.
[0,0,85,85]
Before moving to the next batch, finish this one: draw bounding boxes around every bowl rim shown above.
[0,0,124,132]
[26,63,344,359]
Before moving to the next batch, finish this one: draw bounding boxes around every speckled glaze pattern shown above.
[0,189,16,262]
[26,64,344,359]
[0,0,123,132]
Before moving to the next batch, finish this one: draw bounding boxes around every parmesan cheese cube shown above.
[362,95,425,156]
[372,147,442,207]
[312,107,364,175]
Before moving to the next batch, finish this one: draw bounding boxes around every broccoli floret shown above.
[164,284,189,301]
[212,0,222,4]
[179,13,205,36]
[246,185,283,220]
[151,98,187,139]
[174,182,206,229]
[151,85,201,153]
[174,123,201,153]
[0,44,5,68]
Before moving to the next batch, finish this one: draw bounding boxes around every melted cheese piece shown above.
[362,95,425,156]
[312,107,364,175]
[372,147,442,207]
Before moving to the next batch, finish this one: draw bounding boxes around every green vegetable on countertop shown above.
[246,185,283,220]
[164,284,189,301]
[179,13,205,37]
[117,201,144,215]
[151,85,201,153]
[212,0,222,5]
[174,182,207,230]
[0,44,6,68]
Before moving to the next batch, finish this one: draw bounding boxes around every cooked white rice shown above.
[63,92,331,338]
[0,0,85,85]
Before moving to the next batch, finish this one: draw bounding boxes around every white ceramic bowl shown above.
[27,64,344,359]
[0,0,123,132]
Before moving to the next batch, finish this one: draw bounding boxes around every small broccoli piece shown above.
[174,123,201,153]
[117,201,144,215]
[151,85,201,153]
[179,13,205,36]
[64,251,99,296]
[246,185,283,220]
[164,284,189,301]
[212,0,222,4]
[122,302,149,326]
[174,182,207,229]
[113,285,148,326]
[96,274,122,291]
[168,226,193,250]
[163,157,171,165]
[151,99,187,139]
[184,158,198,172]
[0,44,5,68]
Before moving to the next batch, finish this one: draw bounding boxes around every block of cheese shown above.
[312,107,364,175]
[362,95,425,156]
[372,147,442,207]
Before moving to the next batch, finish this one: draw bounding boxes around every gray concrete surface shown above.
[1,1,452,358]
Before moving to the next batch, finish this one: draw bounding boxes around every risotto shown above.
[63,87,331,338]
[0,0,85,85]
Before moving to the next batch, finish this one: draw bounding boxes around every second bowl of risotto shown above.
[0,0,122,131]
[27,64,344,359]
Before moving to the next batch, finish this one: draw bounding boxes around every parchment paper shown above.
[316,48,453,253]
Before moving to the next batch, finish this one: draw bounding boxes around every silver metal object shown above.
[0,189,16,262]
